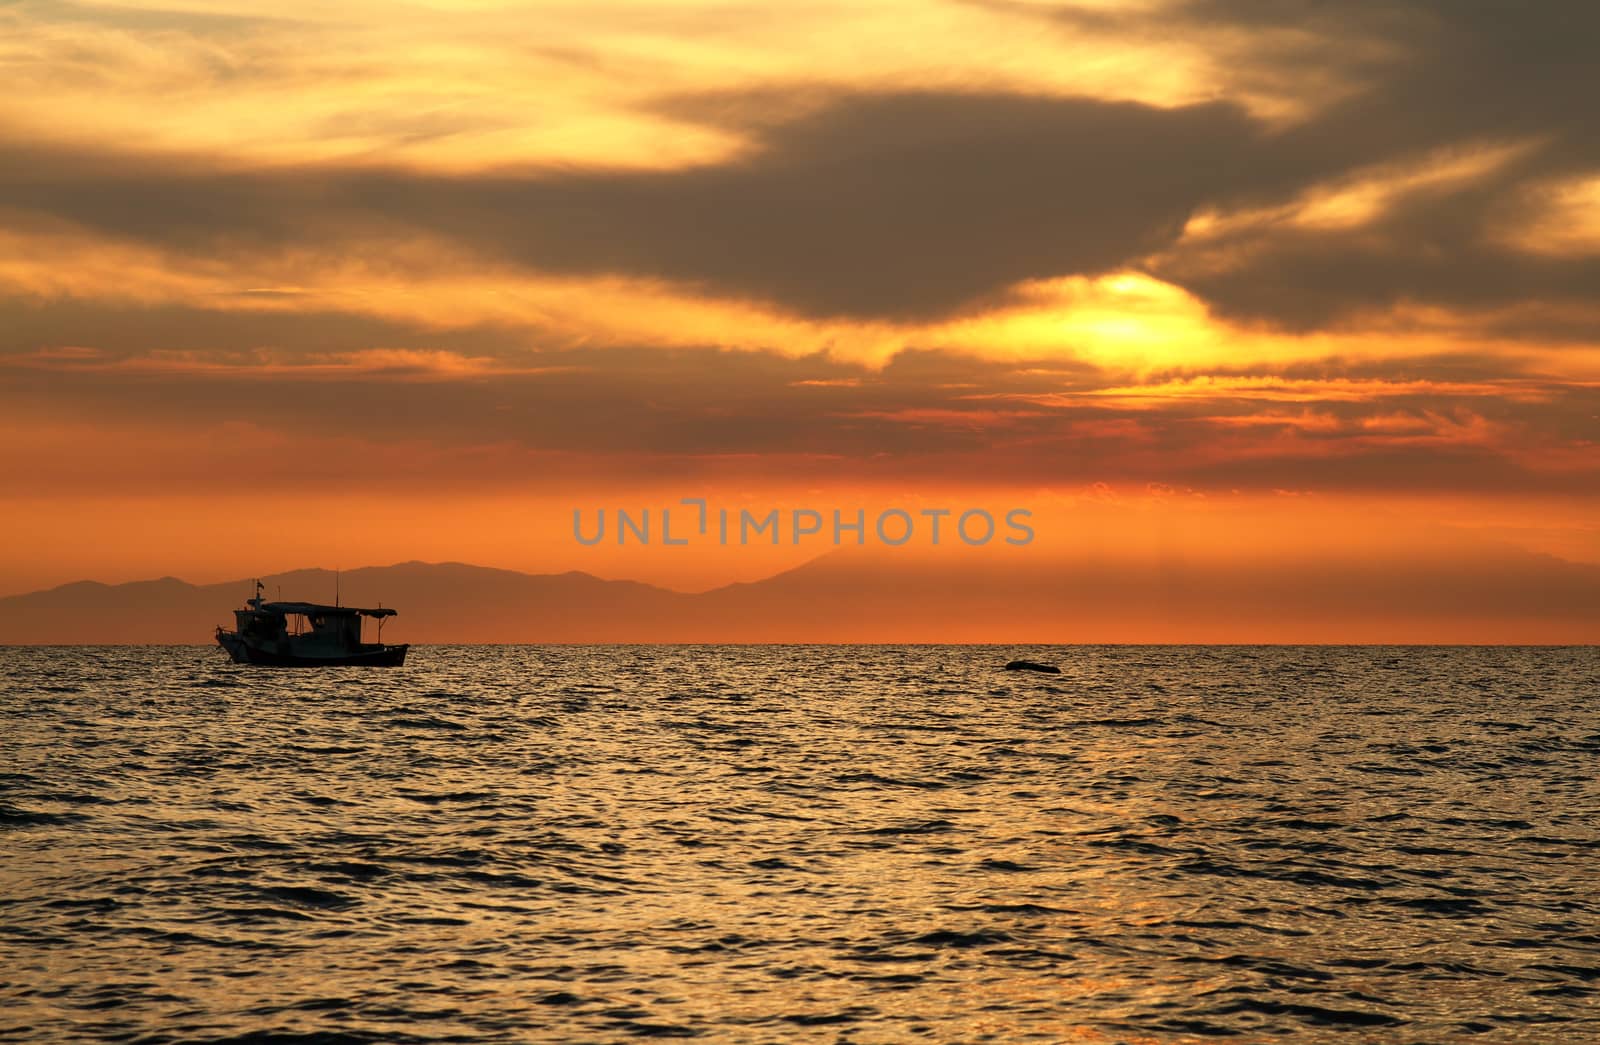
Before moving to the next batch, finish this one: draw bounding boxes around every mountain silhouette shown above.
[1,545,1596,644]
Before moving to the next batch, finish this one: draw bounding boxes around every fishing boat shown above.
[216,580,408,666]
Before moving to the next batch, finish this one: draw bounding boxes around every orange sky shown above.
[1,0,1597,637]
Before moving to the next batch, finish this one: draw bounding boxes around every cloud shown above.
[2,321,1594,495]
[0,295,534,360]
[1143,0,1600,330]
[6,0,1599,335]
[0,89,1260,321]
[953,0,1600,333]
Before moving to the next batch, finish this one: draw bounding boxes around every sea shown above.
[1,645,1598,1044]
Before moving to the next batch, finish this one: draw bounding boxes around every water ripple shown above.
[1,644,1598,1042]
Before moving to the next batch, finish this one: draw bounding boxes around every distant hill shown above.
[0,548,1595,644]
[692,544,1600,643]
[0,562,692,644]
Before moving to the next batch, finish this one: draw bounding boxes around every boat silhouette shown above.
[215,580,408,666]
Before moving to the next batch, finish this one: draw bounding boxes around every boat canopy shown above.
[259,602,397,618]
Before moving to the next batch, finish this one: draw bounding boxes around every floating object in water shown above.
[1005,659,1061,674]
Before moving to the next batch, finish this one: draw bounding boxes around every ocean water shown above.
[2,645,1598,1044]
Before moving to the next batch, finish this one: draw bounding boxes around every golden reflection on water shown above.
[1,644,1597,1042]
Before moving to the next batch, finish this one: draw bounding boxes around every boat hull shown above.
[217,632,408,666]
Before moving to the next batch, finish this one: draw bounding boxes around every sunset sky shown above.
[2,0,1597,634]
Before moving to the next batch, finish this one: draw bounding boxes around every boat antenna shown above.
[335,566,340,608]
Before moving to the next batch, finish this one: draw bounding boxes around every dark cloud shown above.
[0,335,1087,468]
[0,296,535,360]
[0,90,1258,320]
[1143,0,1600,329]
[4,1,1598,330]
[950,0,1600,331]
[487,91,1255,318]
[1157,215,1600,332]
